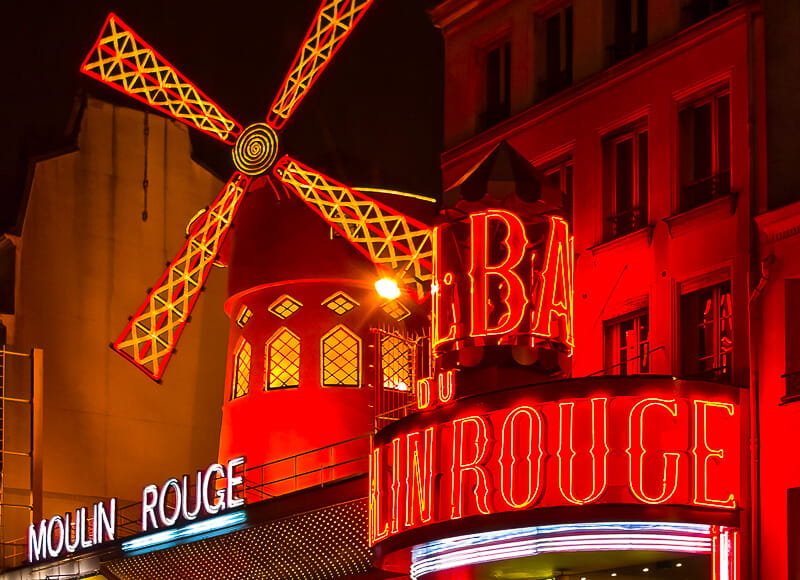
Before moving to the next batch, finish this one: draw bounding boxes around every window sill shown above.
[589,225,653,256]
[780,394,800,406]
[664,192,738,238]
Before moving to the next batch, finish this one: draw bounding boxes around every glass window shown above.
[603,124,648,240]
[536,4,573,100]
[480,39,511,129]
[381,333,413,392]
[607,0,648,66]
[266,328,300,389]
[541,156,574,223]
[681,281,732,381]
[678,90,731,212]
[604,310,650,375]
[231,339,251,399]
[783,280,800,400]
[321,325,361,387]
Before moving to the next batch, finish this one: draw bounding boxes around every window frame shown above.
[680,280,733,382]
[603,121,649,240]
[539,154,574,223]
[265,327,301,390]
[606,0,648,66]
[677,86,732,213]
[535,2,573,101]
[603,309,650,376]
[479,36,512,130]
[320,324,362,388]
[230,338,251,400]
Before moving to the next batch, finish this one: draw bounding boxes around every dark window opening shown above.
[789,488,800,575]
[681,281,732,382]
[541,157,574,223]
[681,0,732,27]
[607,0,648,66]
[679,91,731,212]
[783,280,800,401]
[480,40,511,129]
[537,5,573,100]
[0,239,14,315]
[604,125,648,240]
[604,310,650,375]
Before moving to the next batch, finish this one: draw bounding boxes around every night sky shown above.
[1,0,443,233]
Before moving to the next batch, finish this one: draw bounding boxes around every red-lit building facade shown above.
[2,1,800,580]
[407,0,794,578]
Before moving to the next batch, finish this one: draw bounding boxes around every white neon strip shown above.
[411,535,710,578]
[413,522,711,558]
[121,511,246,551]
[410,522,715,580]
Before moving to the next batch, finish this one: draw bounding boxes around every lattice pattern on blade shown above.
[275,157,433,300]
[267,0,374,129]
[81,13,241,144]
[267,328,301,388]
[321,325,360,386]
[113,173,250,381]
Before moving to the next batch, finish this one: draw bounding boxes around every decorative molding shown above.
[588,225,653,257]
[664,192,738,238]
[755,200,800,244]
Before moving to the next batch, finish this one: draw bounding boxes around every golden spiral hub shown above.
[232,123,279,176]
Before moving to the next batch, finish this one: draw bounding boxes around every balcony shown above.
[679,170,731,213]
[606,206,646,240]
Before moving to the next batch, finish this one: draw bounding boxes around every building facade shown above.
[2,0,799,579]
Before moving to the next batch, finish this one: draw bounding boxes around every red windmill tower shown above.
[80,1,437,472]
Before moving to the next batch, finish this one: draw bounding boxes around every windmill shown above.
[80,1,435,383]
[79,5,572,474]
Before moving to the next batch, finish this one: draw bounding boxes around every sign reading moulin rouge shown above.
[27,500,116,563]
[368,382,741,546]
[142,456,245,531]
[28,457,245,563]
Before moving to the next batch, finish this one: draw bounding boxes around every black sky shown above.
[1,0,443,233]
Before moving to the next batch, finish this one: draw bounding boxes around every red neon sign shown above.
[369,389,740,546]
[433,212,574,354]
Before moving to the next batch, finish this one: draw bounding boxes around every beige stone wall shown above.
[6,97,229,543]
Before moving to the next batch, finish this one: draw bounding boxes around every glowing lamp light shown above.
[375,277,401,300]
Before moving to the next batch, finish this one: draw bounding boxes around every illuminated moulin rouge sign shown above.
[368,384,741,545]
[28,457,245,563]
[432,211,573,353]
[370,209,741,550]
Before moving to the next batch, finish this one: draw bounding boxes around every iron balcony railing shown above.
[679,171,731,213]
[606,206,646,239]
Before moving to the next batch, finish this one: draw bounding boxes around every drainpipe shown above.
[746,4,767,579]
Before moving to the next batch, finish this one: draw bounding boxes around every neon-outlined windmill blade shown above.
[81,13,242,144]
[113,173,250,381]
[267,0,374,130]
[274,156,433,300]
[83,0,378,381]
